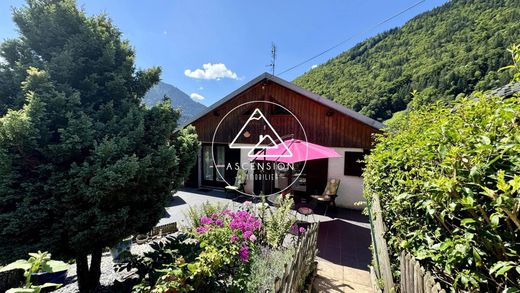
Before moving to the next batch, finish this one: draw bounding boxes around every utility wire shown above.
[278,0,426,76]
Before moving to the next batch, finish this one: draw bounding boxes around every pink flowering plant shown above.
[129,200,312,292]
[194,209,261,261]
[186,208,263,290]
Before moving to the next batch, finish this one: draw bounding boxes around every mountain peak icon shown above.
[249,108,264,120]
[229,108,293,159]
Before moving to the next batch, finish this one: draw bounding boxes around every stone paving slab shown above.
[314,258,372,293]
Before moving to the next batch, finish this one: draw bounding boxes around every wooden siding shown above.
[190,79,379,148]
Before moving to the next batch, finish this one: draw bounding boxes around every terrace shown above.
[161,188,373,292]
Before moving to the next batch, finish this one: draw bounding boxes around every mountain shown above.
[143,81,207,125]
[294,0,520,121]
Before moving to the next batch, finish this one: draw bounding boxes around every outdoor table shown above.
[296,204,317,223]
[297,206,313,216]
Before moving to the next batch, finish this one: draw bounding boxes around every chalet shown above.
[181,73,384,210]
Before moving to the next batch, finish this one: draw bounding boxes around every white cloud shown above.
[190,93,205,100]
[184,63,238,80]
[311,64,318,69]
[163,30,168,35]
[198,86,204,90]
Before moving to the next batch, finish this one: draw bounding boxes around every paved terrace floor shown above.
[160,188,372,292]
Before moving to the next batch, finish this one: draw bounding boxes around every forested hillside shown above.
[294,0,520,121]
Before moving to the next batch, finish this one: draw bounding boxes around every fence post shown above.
[370,193,395,292]
[414,260,423,293]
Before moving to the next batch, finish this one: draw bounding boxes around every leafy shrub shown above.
[246,247,294,293]
[185,201,227,228]
[124,201,319,292]
[502,44,520,82]
[364,91,520,291]
[260,195,297,248]
[115,232,201,290]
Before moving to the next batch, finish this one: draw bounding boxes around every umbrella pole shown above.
[262,154,266,195]
[277,138,295,196]
[256,135,296,196]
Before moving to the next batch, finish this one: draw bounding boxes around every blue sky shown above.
[0,0,449,106]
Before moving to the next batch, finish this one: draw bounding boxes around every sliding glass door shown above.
[201,144,227,187]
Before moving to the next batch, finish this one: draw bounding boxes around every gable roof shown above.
[180,72,385,130]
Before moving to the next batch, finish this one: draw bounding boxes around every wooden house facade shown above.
[182,73,384,209]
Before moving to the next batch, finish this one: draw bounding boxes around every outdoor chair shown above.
[310,178,341,216]
[225,169,247,198]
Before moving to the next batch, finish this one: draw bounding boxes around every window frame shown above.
[343,149,369,177]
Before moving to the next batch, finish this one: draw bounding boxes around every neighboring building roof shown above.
[180,72,385,130]
[487,81,520,97]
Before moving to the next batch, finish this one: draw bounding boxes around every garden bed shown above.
[48,199,319,292]
[113,199,318,292]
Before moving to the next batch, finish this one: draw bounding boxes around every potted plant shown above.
[135,234,148,245]
[0,251,69,293]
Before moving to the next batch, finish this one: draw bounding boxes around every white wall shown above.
[327,147,365,210]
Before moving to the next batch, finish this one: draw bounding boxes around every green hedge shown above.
[364,92,520,291]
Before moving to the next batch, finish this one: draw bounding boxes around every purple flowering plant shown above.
[289,224,307,236]
[134,199,309,291]
[192,208,262,265]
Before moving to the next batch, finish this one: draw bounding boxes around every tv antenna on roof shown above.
[267,42,276,75]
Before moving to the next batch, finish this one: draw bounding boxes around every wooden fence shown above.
[274,222,319,293]
[400,251,446,293]
[369,193,446,293]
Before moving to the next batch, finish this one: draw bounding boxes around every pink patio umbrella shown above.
[250,138,342,201]
[249,139,342,163]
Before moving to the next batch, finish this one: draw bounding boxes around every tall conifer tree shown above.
[0,1,200,291]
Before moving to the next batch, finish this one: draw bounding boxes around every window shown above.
[215,146,225,182]
[344,150,369,176]
[202,145,226,182]
[202,146,213,180]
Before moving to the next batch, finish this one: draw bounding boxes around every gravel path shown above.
[54,243,153,293]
